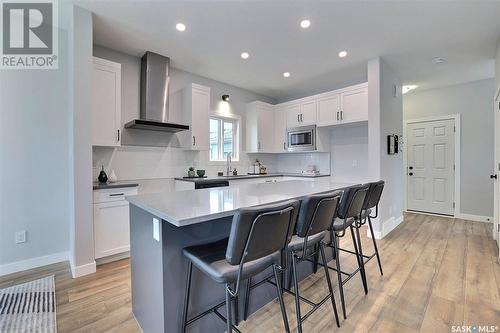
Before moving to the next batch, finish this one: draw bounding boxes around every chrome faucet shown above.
[226,153,232,176]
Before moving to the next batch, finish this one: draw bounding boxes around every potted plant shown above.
[188,166,195,178]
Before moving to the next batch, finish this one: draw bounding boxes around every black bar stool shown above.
[356,181,385,276]
[243,192,342,332]
[181,199,300,333]
[325,184,369,319]
[287,191,342,332]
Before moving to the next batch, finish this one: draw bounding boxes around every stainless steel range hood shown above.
[125,52,189,132]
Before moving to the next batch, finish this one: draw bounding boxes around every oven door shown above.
[287,125,316,152]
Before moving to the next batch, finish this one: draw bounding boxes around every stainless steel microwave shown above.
[287,125,316,152]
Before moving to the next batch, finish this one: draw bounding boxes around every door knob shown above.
[409,172,414,176]
[409,166,413,170]
[490,174,498,179]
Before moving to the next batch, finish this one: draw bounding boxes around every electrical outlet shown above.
[15,230,26,244]
[352,160,358,167]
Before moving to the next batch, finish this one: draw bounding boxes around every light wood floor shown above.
[1,213,499,332]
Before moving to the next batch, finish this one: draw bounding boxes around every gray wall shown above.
[0,7,70,267]
[404,78,495,217]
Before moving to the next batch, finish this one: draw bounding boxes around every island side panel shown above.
[130,204,166,333]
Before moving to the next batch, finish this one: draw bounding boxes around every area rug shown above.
[0,275,56,333]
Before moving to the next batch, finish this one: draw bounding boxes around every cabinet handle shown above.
[283,142,286,151]
[340,111,343,120]
[193,136,196,146]
[117,129,120,142]
[109,193,125,197]
[297,114,300,122]
[336,112,339,121]
[300,114,303,122]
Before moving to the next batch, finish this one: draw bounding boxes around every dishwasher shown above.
[194,180,229,190]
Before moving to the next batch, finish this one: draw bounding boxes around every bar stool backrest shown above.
[363,181,385,210]
[295,191,342,238]
[337,184,370,220]
[225,199,300,266]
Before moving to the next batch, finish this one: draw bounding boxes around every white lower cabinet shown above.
[93,187,138,259]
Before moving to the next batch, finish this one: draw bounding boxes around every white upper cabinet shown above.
[274,108,287,152]
[91,57,121,146]
[181,84,210,150]
[285,99,316,128]
[246,101,275,153]
[300,99,317,126]
[285,103,301,128]
[317,92,341,127]
[340,85,368,123]
[316,83,368,127]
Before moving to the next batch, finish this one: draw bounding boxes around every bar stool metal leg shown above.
[243,278,251,321]
[225,284,233,333]
[181,261,193,333]
[273,265,291,333]
[350,225,368,295]
[291,252,303,333]
[368,216,383,275]
[332,233,346,319]
[319,243,340,327]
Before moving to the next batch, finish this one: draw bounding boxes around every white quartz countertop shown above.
[126,179,357,227]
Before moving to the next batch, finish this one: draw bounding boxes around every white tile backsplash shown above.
[92,146,280,181]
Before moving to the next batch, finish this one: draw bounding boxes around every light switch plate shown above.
[153,218,160,242]
[15,230,26,244]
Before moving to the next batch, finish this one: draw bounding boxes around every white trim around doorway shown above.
[403,114,461,217]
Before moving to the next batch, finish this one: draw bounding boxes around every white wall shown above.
[404,79,495,217]
[68,6,95,277]
[329,125,369,183]
[367,57,404,238]
[0,6,71,273]
[496,40,500,96]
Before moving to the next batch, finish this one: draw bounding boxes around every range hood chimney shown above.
[124,51,189,132]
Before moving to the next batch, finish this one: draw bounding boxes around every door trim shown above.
[403,114,461,217]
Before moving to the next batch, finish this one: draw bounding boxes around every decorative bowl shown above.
[197,169,206,178]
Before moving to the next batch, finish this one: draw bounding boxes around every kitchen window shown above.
[209,117,239,161]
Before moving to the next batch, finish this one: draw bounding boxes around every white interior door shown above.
[407,119,455,215]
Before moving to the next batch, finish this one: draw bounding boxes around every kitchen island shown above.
[126,179,355,333]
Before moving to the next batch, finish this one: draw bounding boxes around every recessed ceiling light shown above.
[283,72,291,78]
[402,85,418,94]
[300,19,311,29]
[338,50,348,58]
[176,23,186,32]
[432,57,447,65]
[240,52,249,59]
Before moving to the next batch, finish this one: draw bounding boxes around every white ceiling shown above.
[74,0,500,101]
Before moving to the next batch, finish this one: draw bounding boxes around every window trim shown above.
[208,113,241,163]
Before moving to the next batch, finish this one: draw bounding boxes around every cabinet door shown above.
[341,87,368,123]
[91,59,121,146]
[94,200,130,259]
[274,108,287,152]
[300,99,317,125]
[285,104,301,128]
[191,87,210,150]
[317,93,340,127]
[257,107,274,152]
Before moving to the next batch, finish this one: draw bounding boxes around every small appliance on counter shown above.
[248,159,267,175]
[301,165,320,177]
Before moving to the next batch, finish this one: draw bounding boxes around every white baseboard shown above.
[457,213,493,223]
[0,251,69,277]
[71,261,96,278]
[367,215,404,240]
